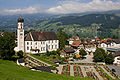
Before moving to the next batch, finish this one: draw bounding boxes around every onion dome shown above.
[18,17,24,22]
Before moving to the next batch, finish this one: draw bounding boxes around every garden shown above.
[24,55,48,68]
[29,50,65,66]
[59,64,119,80]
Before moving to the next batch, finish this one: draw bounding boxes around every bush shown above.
[79,49,87,56]
[73,55,76,59]
[17,50,24,58]
[12,55,19,61]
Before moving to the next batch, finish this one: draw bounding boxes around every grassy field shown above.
[0,59,91,80]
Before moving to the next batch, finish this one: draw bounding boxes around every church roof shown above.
[25,31,58,41]
[18,17,24,22]
[63,47,75,53]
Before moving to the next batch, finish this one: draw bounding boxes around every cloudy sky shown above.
[0,0,120,14]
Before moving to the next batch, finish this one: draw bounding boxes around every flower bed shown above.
[86,72,92,79]
[92,72,98,80]
[61,66,66,75]
[74,66,78,76]
[78,66,84,77]
[61,65,70,75]
[25,55,48,67]
[94,66,105,78]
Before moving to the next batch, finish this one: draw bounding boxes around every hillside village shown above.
[1,17,116,80]
[1,0,120,80]
[0,17,120,80]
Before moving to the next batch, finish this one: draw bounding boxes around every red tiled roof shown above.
[71,41,81,47]
[71,36,80,40]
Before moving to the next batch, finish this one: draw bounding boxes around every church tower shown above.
[17,17,24,52]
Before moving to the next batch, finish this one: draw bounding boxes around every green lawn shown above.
[0,59,91,80]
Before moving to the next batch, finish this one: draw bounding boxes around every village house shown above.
[14,17,59,54]
[100,38,120,48]
[68,35,81,45]
[61,47,75,57]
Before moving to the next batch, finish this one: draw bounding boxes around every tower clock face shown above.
[21,24,23,27]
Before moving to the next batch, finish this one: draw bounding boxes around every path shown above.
[80,66,87,77]
[57,65,63,74]
[70,65,74,76]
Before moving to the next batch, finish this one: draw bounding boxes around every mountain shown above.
[0,10,120,38]
[47,14,120,29]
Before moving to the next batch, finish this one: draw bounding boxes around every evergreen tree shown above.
[57,28,68,49]
[17,50,24,58]
[0,31,16,60]
[105,53,114,64]
[93,48,106,62]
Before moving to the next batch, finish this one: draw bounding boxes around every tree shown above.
[79,49,87,56]
[105,53,114,64]
[0,31,16,60]
[17,50,24,58]
[93,48,106,62]
[57,28,68,49]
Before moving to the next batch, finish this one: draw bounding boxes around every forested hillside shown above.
[48,14,120,29]
[0,13,120,38]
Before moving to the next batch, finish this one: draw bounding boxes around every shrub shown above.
[12,55,19,61]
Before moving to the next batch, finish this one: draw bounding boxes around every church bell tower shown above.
[17,17,24,52]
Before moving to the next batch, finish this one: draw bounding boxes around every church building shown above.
[14,17,59,54]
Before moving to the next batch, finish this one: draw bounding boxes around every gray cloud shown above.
[1,0,120,14]
[2,5,41,15]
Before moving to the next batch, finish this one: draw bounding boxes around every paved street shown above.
[57,65,63,74]
[70,65,74,76]
[69,55,94,63]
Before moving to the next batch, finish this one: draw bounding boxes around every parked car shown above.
[70,59,74,61]
[112,68,116,72]
[54,61,61,64]
[63,60,68,63]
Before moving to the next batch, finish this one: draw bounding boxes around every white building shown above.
[68,35,80,45]
[14,17,59,54]
[113,56,120,65]
[100,39,120,48]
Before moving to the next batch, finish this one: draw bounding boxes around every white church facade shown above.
[14,17,59,54]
